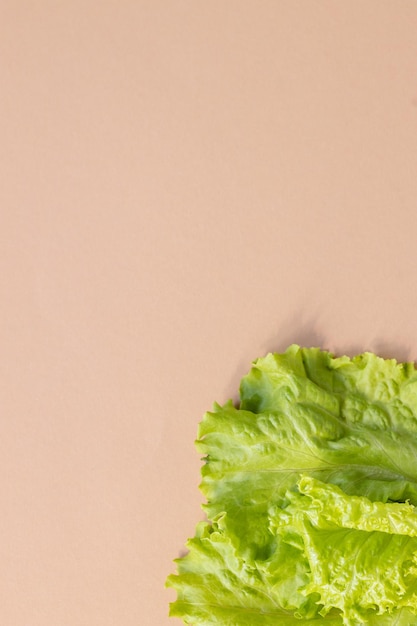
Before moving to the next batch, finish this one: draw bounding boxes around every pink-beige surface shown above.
[1,2,417,625]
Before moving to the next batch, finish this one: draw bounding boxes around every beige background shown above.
[2,2,417,625]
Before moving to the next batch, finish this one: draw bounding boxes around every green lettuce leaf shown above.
[168,345,417,624]
[270,477,417,624]
[167,517,342,625]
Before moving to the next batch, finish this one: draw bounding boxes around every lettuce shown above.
[167,345,417,624]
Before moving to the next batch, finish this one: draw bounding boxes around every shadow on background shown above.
[266,316,414,363]
[264,313,326,355]
[370,339,413,363]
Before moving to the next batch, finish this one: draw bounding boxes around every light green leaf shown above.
[270,477,417,624]
[168,345,417,624]
[167,518,342,625]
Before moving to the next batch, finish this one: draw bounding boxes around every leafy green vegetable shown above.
[167,345,417,624]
